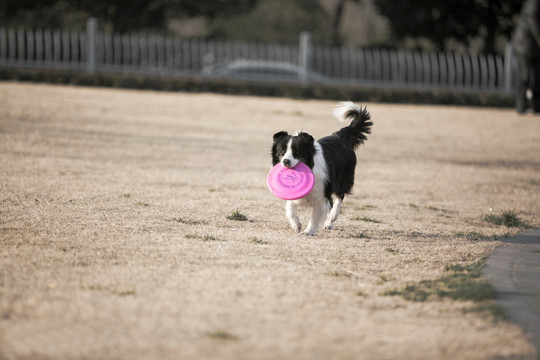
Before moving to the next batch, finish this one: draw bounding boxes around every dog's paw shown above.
[323,223,334,230]
[290,222,302,232]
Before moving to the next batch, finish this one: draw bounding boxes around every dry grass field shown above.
[1,82,539,359]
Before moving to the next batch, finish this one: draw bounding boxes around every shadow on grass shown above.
[383,262,495,302]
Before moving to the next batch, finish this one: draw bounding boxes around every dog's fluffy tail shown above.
[332,101,373,150]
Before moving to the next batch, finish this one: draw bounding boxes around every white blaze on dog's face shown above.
[281,138,299,168]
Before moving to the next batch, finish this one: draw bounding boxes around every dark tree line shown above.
[0,0,525,54]
[0,0,259,32]
[372,0,523,54]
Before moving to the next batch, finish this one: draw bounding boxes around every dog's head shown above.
[271,131,315,169]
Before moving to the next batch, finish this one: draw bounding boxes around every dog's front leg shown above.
[304,201,329,235]
[324,195,343,230]
[286,201,302,232]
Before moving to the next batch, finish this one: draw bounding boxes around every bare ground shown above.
[0,82,539,359]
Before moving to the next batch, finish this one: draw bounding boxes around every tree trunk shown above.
[332,0,346,46]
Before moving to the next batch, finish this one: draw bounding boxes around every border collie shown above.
[271,101,372,235]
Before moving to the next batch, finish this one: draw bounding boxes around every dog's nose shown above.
[283,159,291,167]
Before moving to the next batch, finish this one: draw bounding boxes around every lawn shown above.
[0,82,539,359]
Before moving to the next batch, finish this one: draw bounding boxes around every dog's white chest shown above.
[292,173,325,207]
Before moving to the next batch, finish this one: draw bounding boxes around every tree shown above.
[0,0,258,32]
[372,0,522,54]
[207,0,333,44]
[479,0,522,54]
[331,0,360,46]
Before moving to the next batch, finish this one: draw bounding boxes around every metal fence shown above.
[0,18,516,94]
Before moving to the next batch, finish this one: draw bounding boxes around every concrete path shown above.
[484,229,540,353]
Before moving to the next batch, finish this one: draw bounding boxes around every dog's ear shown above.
[273,131,289,142]
[296,132,314,145]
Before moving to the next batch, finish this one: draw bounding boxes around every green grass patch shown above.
[358,204,377,210]
[227,210,248,221]
[483,210,526,228]
[81,285,137,296]
[251,237,268,245]
[327,271,353,278]
[171,217,207,225]
[383,261,495,302]
[385,247,399,254]
[352,216,382,224]
[454,231,513,241]
[206,330,238,341]
[348,231,370,239]
[112,288,137,296]
[185,233,220,241]
[455,231,492,241]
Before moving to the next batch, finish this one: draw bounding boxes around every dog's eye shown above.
[280,150,286,156]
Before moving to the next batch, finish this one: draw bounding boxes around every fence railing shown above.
[0,18,516,94]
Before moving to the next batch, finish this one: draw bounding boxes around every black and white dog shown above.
[271,101,372,235]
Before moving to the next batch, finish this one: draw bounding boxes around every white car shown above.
[203,60,328,83]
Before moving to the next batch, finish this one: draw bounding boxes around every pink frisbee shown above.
[267,162,315,200]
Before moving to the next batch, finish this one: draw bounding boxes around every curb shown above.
[483,229,540,353]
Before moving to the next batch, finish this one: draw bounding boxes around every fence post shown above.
[299,31,311,82]
[504,43,515,94]
[86,18,97,73]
